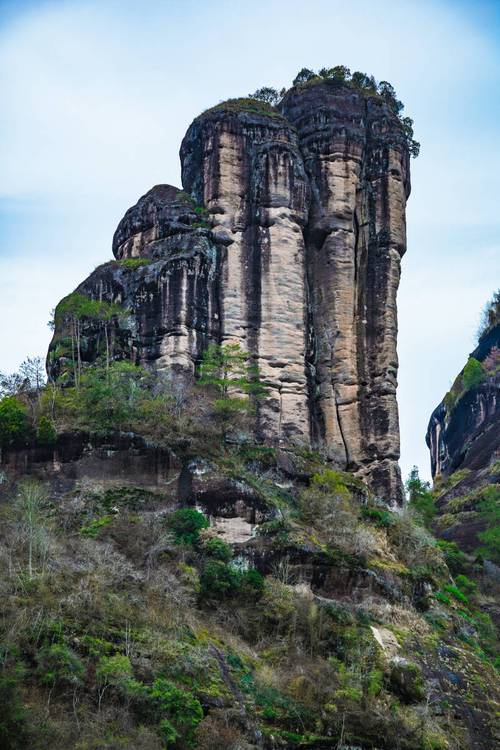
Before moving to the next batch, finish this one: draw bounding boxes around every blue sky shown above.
[1,0,499,481]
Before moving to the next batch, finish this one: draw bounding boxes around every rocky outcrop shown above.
[49,82,412,502]
[281,85,410,500]
[426,324,500,479]
[426,323,499,553]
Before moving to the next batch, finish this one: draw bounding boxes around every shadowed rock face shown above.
[49,84,411,502]
[427,324,500,480]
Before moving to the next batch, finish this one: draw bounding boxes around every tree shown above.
[477,289,500,340]
[0,397,28,448]
[249,86,280,106]
[10,481,48,579]
[54,293,127,386]
[377,81,403,114]
[197,342,268,436]
[95,654,133,711]
[405,467,436,527]
[292,67,316,86]
[72,361,148,432]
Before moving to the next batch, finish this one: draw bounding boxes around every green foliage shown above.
[96,654,133,688]
[361,506,394,528]
[443,584,469,606]
[197,343,268,433]
[405,467,436,527]
[0,396,29,448]
[202,97,285,119]
[36,642,84,687]
[0,660,28,750]
[455,574,477,598]
[436,540,468,575]
[36,415,57,446]
[119,258,151,269]
[477,289,500,340]
[475,485,500,563]
[148,678,203,748]
[70,361,149,432]
[199,560,264,601]
[80,514,114,538]
[461,357,485,391]
[289,65,419,156]
[292,67,316,86]
[55,292,126,327]
[249,86,281,105]
[199,560,241,599]
[310,468,350,496]
[203,536,233,561]
[168,508,209,546]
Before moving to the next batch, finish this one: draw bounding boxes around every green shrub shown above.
[462,357,485,391]
[199,560,241,599]
[149,678,203,748]
[455,574,477,598]
[199,559,264,601]
[361,506,394,528]
[119,258,151,269]
[475,485,500,563]
[36,642,84,687]
[203,536,233,561]
[405,467,436,527]
[36,416,57,446]
[436,540,468,575]
[168,508,209,545]
[443,584,469,606]
[241,568,265,596]
[0,663,28,750]
[0,397,29,447]
[80,515,113,538]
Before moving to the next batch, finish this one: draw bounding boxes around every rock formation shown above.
[426,323,499,480]
[49,80,411,503]
[426,320,499,555]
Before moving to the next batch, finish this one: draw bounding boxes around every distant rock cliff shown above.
[48,79,411,503]
[426,323,500,480]
[426,319,499,553]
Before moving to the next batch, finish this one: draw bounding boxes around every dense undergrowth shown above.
[0,351,499,749]
[1,441,499,749]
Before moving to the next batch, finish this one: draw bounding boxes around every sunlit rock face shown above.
[49,83,411,502]
[281,85,410,502]
[181,106,311,444]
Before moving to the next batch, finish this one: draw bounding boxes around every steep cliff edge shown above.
[426,309,499,554]
[48,76,411,502]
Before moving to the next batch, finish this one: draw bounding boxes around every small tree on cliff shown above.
[54,294,127,386]
[249,87,281,106]
[405,466,436,528]
[197,343,268,437]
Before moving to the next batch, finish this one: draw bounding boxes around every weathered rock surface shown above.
[426,323,500,479]
[281,85,410,501]
[426,322,499,554]
[49,83,412,502]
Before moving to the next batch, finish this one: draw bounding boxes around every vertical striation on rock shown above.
[49,82,412,502]
[281,85,410,501]
[181,106,311,442]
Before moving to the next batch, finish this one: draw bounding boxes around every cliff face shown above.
[426,324,500,480]
[426,323,499,553]
[49,83,411,502]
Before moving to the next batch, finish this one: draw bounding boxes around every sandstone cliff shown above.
[426,321,499,553]
[48,78,411,503]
